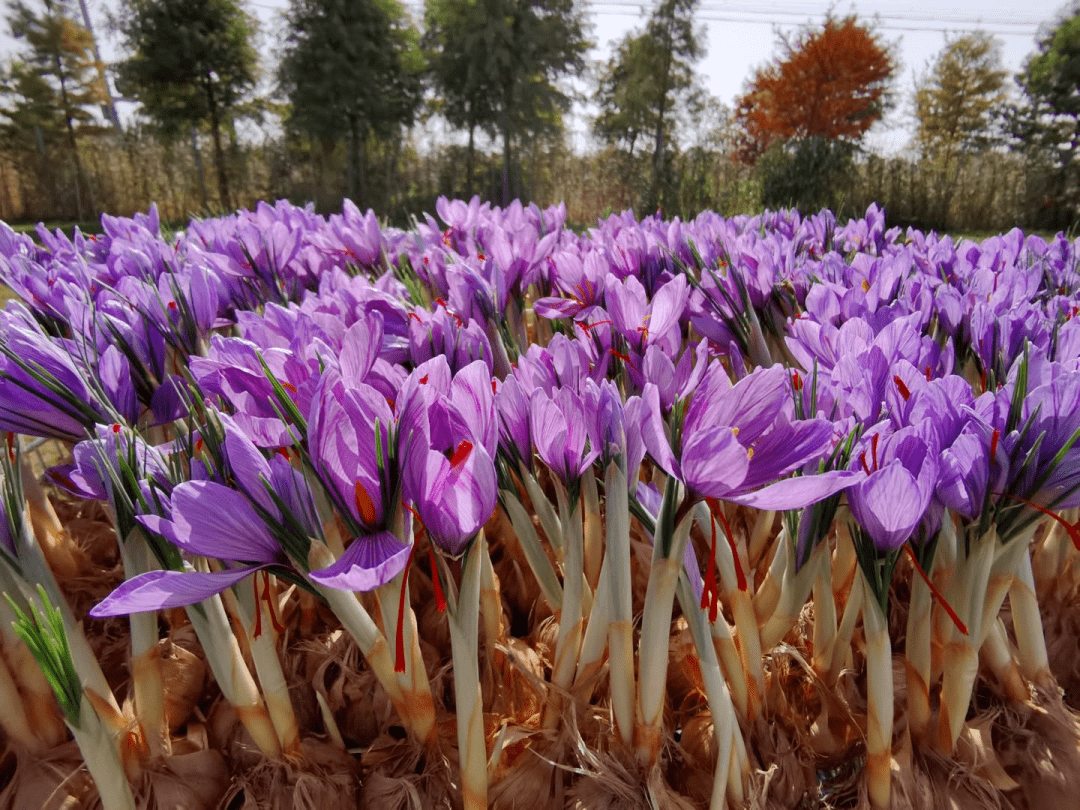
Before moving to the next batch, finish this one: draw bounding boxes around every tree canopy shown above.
[915,32,1007,158]
[733,15,896,164]
[424,0,588,205]
[279,0,423,205]
[1008,5,1080,225]
[593,0,704,212]
[2,0,107,218]
[116,0,259,210]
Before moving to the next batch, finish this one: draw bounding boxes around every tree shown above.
[733,16,896,165]
[1008,5,1080,227]
[279,0,423,207]
[593,0,705,212]
[424,0,588,205]
[914,32,1007,226]
[2,0,107,219]
[424,0,496,196]
[116,0,259,211]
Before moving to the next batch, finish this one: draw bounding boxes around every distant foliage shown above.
[592,0,706,213]
[733,16,896,165]
[1,0,107,219]
[116,0,259,210]
[278,0,423,207]
[1008,4,1080,229]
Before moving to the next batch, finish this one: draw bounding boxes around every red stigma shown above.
[275,447,290,460]
[354,481,377,526]
[792,370,802,392]
[409,312,424,323]
[252,571,285,639]
[448,440,473,470]
[477,252,485,261]
[580,319,611,334]
[419,375,429,385]
[491,380,498,394]
[859,452,871,477]
[112,423,121,434]
[167,301,177,311]
[394,543,418,674]
[990,429,1000,467]
[429,545,446,612]
[894,375,911,401]
[925,366,933,381]
[5,433,15,463]
[903,545,967,635]
[280,380,298,394]
[871,433,880,472]
[999,493,1080,552]
[700,506,721,622]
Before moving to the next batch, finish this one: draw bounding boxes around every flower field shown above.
[0,198,1078,810]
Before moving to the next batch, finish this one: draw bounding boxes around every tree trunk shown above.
[191,125,208,210]
[53,49,91,220]
[76,0,121,132]
[502,124,512,207]
[467,122,475,198]
[647,12,676,215]
[204,77,232,212]
[346,114,360,205]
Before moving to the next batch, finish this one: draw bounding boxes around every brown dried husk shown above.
[13,466,1080,809]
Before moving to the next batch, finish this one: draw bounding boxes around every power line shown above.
[588,0,1046,26]
[586,4,1042,35]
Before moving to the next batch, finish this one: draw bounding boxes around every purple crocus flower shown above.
[529,386,600,487]
[398,359,498,557]
[848,426,940,551]
[303,367,412,590]
[664,362,857,509]
[90,480,285,616]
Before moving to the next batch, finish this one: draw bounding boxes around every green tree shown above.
[279,0,423,207]
[1009,5,1080,227]
[116,0,258,211]
[423,0,496,197]
[425,0,587,205]
[914,32,1007,226]
[593,0,705,213]
[2,0,107,219]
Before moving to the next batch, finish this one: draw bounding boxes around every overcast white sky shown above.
[1,0,1073,154]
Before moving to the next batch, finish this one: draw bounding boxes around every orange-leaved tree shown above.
[733,16,896,164]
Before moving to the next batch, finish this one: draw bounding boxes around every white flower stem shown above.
[225,573,301,756]
[185,588,282,759]
[676,573,741,809]
[70,693,138,810]
[905,560,933,741]
[603,463,635,746]
[375,570,437,746]
[936,526,995,754]
[448,540,487,810]
[117,528,169,758]
[543,493,584,729]
[306,543,412,729]
[1008,547,1051,688]
[634,496,692,767]
[861,572,893,810]
[695,502,762,722]
[980,619,1028,702]
[758,536,825,651]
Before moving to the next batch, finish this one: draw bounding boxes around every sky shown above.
[1,0,1074,154]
